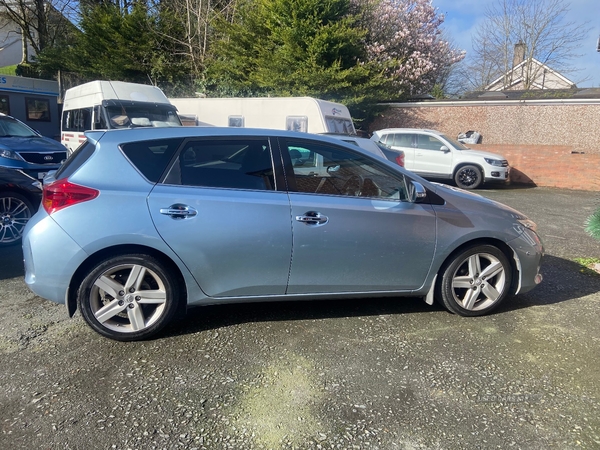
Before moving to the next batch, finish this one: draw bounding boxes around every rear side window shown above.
[163,138,275,191]
[54,141,96,180]
[121,138,183,182]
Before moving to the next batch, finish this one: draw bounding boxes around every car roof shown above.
[374,128,443,136]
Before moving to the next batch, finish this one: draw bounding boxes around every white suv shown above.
[371,128,510,189]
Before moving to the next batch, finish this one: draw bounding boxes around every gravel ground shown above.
[0,185,599,450]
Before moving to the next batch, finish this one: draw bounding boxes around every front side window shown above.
[283,139,409,201]
[417,134,444,151]
[163,138,275,191]
[26,98,51,121]
[62,108,92,132]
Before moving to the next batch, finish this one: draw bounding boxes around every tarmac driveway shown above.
[0,185,598,449]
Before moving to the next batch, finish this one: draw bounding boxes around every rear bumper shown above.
[23,211,88,304]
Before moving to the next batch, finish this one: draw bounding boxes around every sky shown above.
[435,0,600,88]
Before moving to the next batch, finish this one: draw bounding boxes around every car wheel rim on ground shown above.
[0,195,32,245]
[450,252,507,311]
[88,263,168,334]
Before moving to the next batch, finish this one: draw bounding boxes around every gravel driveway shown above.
[1,185,598,449]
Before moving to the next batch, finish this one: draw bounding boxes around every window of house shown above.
[26,98,51,121]
[0,95,10,115]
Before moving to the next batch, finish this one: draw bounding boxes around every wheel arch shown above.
[66,244,188,318]
[434,237,519,294]
[453,162,485,179]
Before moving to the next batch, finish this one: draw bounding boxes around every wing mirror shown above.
[440,145,450,153]
[408,181,427,203]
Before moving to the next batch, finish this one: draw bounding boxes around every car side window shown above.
[283,139,409,201]
[417,134,444,151]
[391,133,414,148]
[121,138,184,182]
[163,138,275,191]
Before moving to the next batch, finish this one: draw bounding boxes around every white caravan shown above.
[168,97,356,134]
[61,80,181,153]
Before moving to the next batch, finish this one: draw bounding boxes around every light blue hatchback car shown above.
[22,127,543,341]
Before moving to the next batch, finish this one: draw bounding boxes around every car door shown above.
[148,136,293,297]
[279,137,437,294]
[412,133,453,177]
[380,133,415,169]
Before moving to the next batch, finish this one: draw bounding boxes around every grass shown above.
[0,65,18,76]
[573,257,600,276]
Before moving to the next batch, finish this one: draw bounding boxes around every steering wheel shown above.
[341,175,363,196]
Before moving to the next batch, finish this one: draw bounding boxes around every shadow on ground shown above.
[164,253,600,338]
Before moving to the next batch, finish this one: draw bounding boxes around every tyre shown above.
[454,165,482,189]
[0,191,34,247]
[437,245,512,316]
[78,254,180,341]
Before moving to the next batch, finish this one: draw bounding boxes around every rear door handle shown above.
[160,204,197,220]
[295,211,328,226]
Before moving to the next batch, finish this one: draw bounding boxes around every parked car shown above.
[371,128,509,189]
[0,113,67,180]
[0,167,42,246]
[321,133,405,167]
[23,128,543,341]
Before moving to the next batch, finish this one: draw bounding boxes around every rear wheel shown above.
[437,245,512,316]
[78,254,180,341]
[0,192,34,247]
[454,165,482,189]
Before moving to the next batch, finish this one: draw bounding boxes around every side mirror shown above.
[327,165,340,173]
[440,145,450,153]
[408,181,427,203]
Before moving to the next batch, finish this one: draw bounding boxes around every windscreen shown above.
[105,102,182,129]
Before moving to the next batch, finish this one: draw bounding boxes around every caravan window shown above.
[286,116,308,133]
[63,108,92,132]
[325,116,355,134]
[228,116,244,127]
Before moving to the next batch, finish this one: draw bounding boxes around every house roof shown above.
[485,58,576,91]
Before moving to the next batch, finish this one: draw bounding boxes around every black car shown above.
[0,168,42,246]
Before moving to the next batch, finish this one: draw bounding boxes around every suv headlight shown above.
[484,158,503,167]
[0,149,24,161]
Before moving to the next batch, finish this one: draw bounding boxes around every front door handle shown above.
[159,204,197,220]
[295,211,328,226]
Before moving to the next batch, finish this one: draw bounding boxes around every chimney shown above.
[513,42,526,67]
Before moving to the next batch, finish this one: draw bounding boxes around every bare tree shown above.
[0,0,78,63]
[465,0,589,91]
[148,0,239,79]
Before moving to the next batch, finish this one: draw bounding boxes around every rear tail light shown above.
[43,179,99,215]
[396,153,405,167]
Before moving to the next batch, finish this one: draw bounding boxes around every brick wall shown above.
[370,102,600,191]
[472,144,600,191]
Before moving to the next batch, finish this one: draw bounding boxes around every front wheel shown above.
[454,165,482,189]
[437,245,512,316]
[78,254,180,341]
